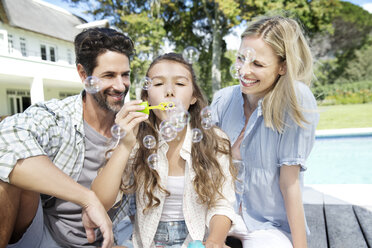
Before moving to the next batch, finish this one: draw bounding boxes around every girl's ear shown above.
[279,61,287,76]
[190,97,197,105]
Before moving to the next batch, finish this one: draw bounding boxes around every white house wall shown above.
[0,22,83,116]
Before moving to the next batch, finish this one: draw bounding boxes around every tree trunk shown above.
[211,20,222,93]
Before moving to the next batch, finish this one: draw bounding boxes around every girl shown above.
[92,53,236,248]
[211,15,319,248]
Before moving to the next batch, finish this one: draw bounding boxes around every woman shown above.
[92,53,236,248]
[211,16,319,248]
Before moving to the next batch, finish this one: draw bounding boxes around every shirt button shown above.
[242,144,246,148]
[169,222,174,226]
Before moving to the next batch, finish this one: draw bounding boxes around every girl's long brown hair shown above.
[121,53,235,213]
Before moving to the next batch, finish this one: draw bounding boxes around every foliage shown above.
[67,0,339,101]
[312,80,372,105]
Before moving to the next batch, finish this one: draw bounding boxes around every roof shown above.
[0,0,86,42]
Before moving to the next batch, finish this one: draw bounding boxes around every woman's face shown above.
[237,36,286,98]
[146,60,196,121]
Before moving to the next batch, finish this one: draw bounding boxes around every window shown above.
[40,44,57,62]
[20,37,27,56]
[50,47,55,62]
[67,49,73,64]
[7,90,31,115]
[59,92,79,99]
[41,45,47,60]
[8,34,13,54]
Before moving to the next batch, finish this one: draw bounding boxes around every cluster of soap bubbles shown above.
[230,47,257,81]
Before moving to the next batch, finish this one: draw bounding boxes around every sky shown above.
[44,0,372,50]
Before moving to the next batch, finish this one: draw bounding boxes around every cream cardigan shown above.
[131,126,237,248]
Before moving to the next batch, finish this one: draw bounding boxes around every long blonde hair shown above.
[241,15,314,132]
[121,53,235,213]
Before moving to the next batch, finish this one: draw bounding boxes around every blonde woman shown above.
[211,16,319,248]
[92,53,236,248]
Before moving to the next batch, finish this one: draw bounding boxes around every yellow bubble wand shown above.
[138,101,175,115]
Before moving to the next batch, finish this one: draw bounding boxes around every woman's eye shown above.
[253,62,263,67]
[175,82,185,86]
[237,55,245,62]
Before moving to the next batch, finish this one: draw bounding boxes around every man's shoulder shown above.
[31,94,81,117]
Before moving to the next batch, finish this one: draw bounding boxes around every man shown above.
[0,27,135,247]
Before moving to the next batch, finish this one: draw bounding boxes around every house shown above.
[0,0,109,118]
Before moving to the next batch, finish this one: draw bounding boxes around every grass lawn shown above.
[317,103,372,130]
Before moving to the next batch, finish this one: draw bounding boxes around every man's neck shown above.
[82,95,116,138]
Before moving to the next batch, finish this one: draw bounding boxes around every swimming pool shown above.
[304,130,372,184]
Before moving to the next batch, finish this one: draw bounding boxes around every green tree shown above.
[68,0,339,99]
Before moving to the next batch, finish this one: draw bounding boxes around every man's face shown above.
[91,51,131,113]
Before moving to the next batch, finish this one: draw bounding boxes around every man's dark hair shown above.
[74,27,135,76]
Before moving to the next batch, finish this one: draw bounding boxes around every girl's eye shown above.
[175,82,185,86]
[153,82,163,86]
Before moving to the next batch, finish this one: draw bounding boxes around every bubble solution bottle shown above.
[187,240,205,248]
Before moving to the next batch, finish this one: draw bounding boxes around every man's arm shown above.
[9,155,113,248]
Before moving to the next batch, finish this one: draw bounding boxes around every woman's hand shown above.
[115,100,148,148]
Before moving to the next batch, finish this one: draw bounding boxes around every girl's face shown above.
[146,60,197,121]
[237,36,286,98]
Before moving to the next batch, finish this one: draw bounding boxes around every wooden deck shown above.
[304,185,372,248]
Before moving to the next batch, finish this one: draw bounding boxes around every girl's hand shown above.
[204,239,231,248]
[114,100,148,147]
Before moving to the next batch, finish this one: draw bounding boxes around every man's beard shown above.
[93,87,129,114]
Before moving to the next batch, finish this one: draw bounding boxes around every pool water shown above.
[304,134,372,184]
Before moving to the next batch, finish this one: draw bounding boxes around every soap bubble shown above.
[147,154,160,169]
[237,47,256,64]
[191,128,203,143]
[182,46,200,64]
[159,122,177,142]
[200,106,212,120]
[111,124,126,139]
[84,76,101,94]
[159,120,170,130]
[143,135,156,149]
[201,118,214,130]
[229,63,240,80]
[140,77,152,90]
[169,111,190,132]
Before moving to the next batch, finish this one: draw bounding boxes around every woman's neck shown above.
[243,94,259,119]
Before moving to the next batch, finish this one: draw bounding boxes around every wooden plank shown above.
[304,204,328,248]
[353,205,372,247]
[325,204,368,248]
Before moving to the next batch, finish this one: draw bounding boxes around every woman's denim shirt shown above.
[210,83,319,234]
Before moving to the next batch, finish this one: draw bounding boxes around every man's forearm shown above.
[9,155,93,207]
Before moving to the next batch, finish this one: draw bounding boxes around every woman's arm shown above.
[205,215,231,248]
[280,165,307,248]
[91,100,148,210]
